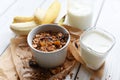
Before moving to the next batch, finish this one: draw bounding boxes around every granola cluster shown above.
[32,31,68,52]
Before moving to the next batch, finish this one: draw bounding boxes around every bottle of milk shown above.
[66,0,93,30]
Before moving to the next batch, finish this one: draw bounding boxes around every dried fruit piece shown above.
[40,41,46,47]
[54,40,60,46]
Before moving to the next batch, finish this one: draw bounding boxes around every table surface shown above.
[0,0,120,80]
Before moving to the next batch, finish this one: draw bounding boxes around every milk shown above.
[67,3,93,30]
[80,28,115,70]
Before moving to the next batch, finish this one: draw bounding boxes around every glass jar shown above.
[66,0,93,30]
[79,27,115,70]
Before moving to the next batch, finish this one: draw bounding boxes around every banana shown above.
[34,0,61,24]
[41,0,61,24]
[10,0,61,35]
[34,8,46,24]
[10,21,37,35]
[13,16,34,23]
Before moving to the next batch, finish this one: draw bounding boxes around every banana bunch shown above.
[10,0,61,35]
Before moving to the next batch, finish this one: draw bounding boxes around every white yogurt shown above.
[80,28,115,70]
[67,4,93,30]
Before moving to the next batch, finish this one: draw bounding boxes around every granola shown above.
[32,31,68,52]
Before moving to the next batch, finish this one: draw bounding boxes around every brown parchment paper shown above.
[10,36,33,80]
[62,24,104,80]
[0,47,19,80]
[10,36,76,80]
[0,24,104,80]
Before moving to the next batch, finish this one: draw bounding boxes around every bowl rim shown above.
[27,24,70,54]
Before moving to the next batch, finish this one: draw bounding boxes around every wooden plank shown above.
[65,63,80,80]
[94,0,120,80]
[92,0,105,27]
[0,0,17,17]
[76,66,91,80]
[0,0,44,55]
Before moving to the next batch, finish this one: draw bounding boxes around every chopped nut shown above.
[40,47,47,51]
[35,34,40,38]
[47,45,56,51]
[58,32,63,37]
[33,38,39,44]
[32,44,37,48]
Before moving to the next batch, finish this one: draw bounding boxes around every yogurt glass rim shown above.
[80,27,116,56]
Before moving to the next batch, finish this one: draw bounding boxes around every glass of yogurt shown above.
[79,27,115,70]
[66,0,93,30]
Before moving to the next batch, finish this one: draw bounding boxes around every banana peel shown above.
[34,8,46,24]
[41,0,61,24]
[34,0,61,24]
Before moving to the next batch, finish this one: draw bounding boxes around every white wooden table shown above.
[0,0,120,80]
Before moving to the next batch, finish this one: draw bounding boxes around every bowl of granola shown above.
[27,24,70,68]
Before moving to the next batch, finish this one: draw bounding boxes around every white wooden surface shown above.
[96,0,120,80]
[0,0,120,80]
